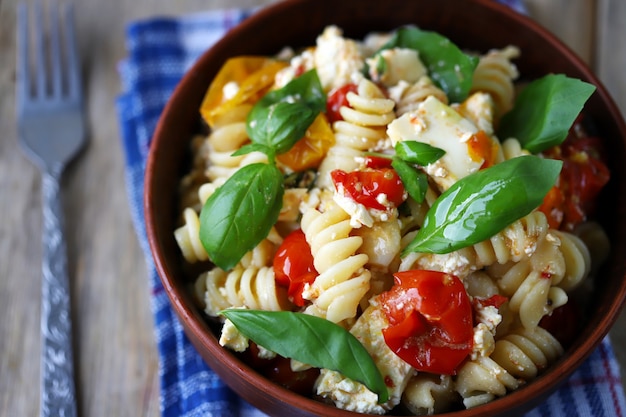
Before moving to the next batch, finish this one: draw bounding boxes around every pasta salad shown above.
[173,25,610,415]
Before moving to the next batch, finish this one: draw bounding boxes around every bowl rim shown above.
[145,0,626,415]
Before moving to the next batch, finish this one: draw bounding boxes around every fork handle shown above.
[40,169,78,417]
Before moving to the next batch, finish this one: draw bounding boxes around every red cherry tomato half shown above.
[331,168,406,211]
[540,120,610,231]
[326,83,358,123]
[273,229,317,307]
[364,155,393,169]
[379,270,474,375]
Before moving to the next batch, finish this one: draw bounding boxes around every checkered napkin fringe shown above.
[115,5,626,417]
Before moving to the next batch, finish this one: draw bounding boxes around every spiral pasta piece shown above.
[393,76,448,116]
[200,102,268,196]
[174,208,209,263]
[470,45,520,115]
[489,230,570,330]
[300,202,371,323]
[456,327,562,409]
[490,326,564,380]
[402,374,457,415]
[455,355,521,409]
[551,230,591,291]
[200,265,291,317]
[317,79,396,189]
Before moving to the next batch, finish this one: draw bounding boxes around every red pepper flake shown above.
[541,271,553,279]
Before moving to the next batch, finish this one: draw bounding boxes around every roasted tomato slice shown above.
[326,83,358,123]
[331,168,406,211]
[273,229,317,307]
[277,113,335,172]
[379,270,474,375]
[200,56,287,127]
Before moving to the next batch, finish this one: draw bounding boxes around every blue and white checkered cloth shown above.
[116,4,626,417]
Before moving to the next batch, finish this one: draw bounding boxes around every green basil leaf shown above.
[403,155,562,254]
[380,27,479,102]
[199,163,284,270]
[392,158,428,203]
[263,69,326,112]
[497,74,596,153]
[246,70,326,154]
[395,141,445,166]
[221,309,389,404]
[247,101,317,154]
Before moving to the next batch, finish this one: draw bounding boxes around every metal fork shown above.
[16,2,85,417]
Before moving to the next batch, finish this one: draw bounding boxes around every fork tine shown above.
[34,0,47,99]
[64,3,81,101]
[49,0,63,98]
[16,3,30,105]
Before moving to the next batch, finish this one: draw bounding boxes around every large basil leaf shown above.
[246,70,326,154]
[221,309,389,404]
[403,155,562,254]
[379,27,479,103]
[497,74,596,153]
[199,163,284,270]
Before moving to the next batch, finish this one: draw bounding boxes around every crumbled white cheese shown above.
[333,183,374,228]
[222,81,240,100]
[274,49,316,88]
[475,305,502,334]
[314,26,366,91]
[257,345,276,360]
[219,319,249,352]
[386,80,410,105]
[316,370,385,414]
[412,251,473,278]
[471,323,496,360]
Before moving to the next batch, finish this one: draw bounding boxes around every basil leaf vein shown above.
[221,309,389,404]
[403,155,562,254]
[199,163,284,270]
[392,158,429,203]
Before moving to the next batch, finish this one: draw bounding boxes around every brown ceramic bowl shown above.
[145,0,626,415]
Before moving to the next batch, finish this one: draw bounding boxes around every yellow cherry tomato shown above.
[277,113,335,172]
[200,57,288,127]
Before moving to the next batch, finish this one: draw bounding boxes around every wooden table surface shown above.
[1,0,625,416]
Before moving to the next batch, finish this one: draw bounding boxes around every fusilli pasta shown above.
[470,45,520,116]
[173,24,609,415]
[300,200,371,324]
[317,79,395,189]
